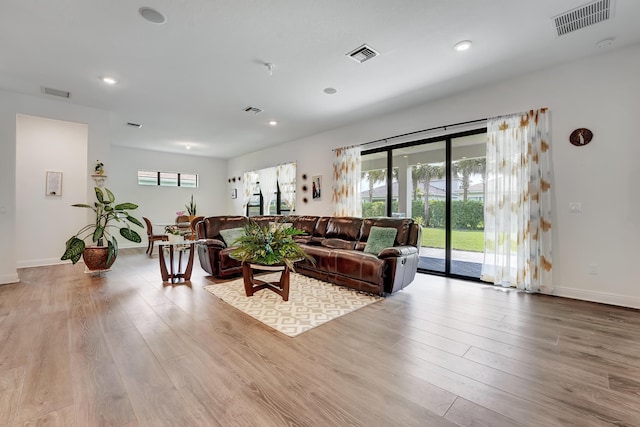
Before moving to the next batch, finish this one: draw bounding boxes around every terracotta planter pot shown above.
[83,246,116,270]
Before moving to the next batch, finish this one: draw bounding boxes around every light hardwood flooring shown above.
[1,248,639,426]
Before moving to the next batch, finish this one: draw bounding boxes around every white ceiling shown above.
[2,0,639,159]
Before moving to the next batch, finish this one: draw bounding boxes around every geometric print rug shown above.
[203,272,382,337]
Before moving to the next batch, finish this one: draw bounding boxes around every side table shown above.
[158,241,195,284]
[242,263,290,301]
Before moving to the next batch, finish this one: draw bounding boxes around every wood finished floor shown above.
[1,248,639,427]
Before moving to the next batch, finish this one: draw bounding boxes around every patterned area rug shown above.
[204,272,382,337]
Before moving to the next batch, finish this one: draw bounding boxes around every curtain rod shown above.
[360,117,488,148]
[331,117,488,152]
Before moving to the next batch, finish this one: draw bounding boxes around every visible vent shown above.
[126,122,142,128]
[243,106,263,114]
[346,44,379,63]
[553,0,612,36]
[41,86,70,98]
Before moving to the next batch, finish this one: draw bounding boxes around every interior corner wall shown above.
[108,145,227,248]
[227,43,640,309]
[16,115,88,267]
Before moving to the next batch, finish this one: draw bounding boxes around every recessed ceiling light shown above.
[101,76,117,85]
[454,40,472,52]
[186,145,191,150]
[323,87,338,94]
[139,7,166,24]
[268,120,278,126]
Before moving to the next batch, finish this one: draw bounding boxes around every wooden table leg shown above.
[242,263,290,301]
[159,245,169,281]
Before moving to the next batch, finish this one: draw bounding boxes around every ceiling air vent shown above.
[41,86,70,98]
[126,122,142,128]
[553,0,612,37]
[243,106,263,114]
[346,44,379,63]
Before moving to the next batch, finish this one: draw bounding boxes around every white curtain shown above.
[331,146,361,217]
[482,109,553,293]
[242,171,259,210]
[277,162,296,211]
[257,167,278,214]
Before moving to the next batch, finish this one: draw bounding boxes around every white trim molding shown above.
[553,286,640,310]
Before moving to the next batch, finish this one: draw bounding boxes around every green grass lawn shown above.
[421,228,484,252]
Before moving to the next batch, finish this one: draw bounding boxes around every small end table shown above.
[242,263,290,301]
[159,241,195,284]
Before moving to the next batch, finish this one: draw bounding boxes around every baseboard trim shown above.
[16,258,68,269]
[0,273,20,285]
[16,244,148,269]
[553,286,640,309]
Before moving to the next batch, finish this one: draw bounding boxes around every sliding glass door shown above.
[361,129,486,280]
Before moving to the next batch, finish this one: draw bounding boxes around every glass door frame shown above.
[362,127,487,281]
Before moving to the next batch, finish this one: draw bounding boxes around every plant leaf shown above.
[115,203,138,210]
[105,188,115,204]
[71,203,93,209]
[94,187,105,203]
[120,228,142,243]
[61,237,85,264]
[126,216,143,228]
[106,237,118,265]
[93,226,104,242]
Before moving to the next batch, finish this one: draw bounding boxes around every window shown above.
[246,183,291,217]
[138,170,199,187]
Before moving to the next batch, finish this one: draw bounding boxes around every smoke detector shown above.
[553,0,613,37]
[346,44,379,63]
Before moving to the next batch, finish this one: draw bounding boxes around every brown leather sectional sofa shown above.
[195,215,421,295]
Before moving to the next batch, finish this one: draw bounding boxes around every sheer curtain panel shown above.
[242,171,259,210]
[482,109,553,293]
[331,146,361,217]
[277,162,296,211]
[257,167,278,214]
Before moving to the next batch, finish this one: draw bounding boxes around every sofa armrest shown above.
[377,245,418,258]
[197,238,226,249]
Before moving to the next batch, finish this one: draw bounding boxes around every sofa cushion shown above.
[356,217,413,251]
[219,227,245,247]
[321,238,356,250]
[364,226,398,255]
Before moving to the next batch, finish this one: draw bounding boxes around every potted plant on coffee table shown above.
[230,219,313,271]
[61,187,143,270]
[230,218,314,300]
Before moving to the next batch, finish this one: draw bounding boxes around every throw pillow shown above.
[219,227,245,247]
[363,226,397,255]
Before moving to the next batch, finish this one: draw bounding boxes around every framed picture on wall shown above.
[46,171,62,196]
[312,175,321,200]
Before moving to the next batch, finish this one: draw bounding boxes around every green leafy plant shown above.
[165,225,181,235]
[230,218,314,271]
[185,194,197,216]
[61,187,143,265]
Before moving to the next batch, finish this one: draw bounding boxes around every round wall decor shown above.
[569,128,593,146]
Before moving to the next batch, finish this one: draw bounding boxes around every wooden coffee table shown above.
[242,262,291,301]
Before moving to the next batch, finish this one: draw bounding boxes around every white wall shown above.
[16,115,88,267]
[228,44,640,309]
[108,145,227,247]
[0,90,111,282]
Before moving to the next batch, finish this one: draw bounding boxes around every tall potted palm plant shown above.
[61,187,143,270]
